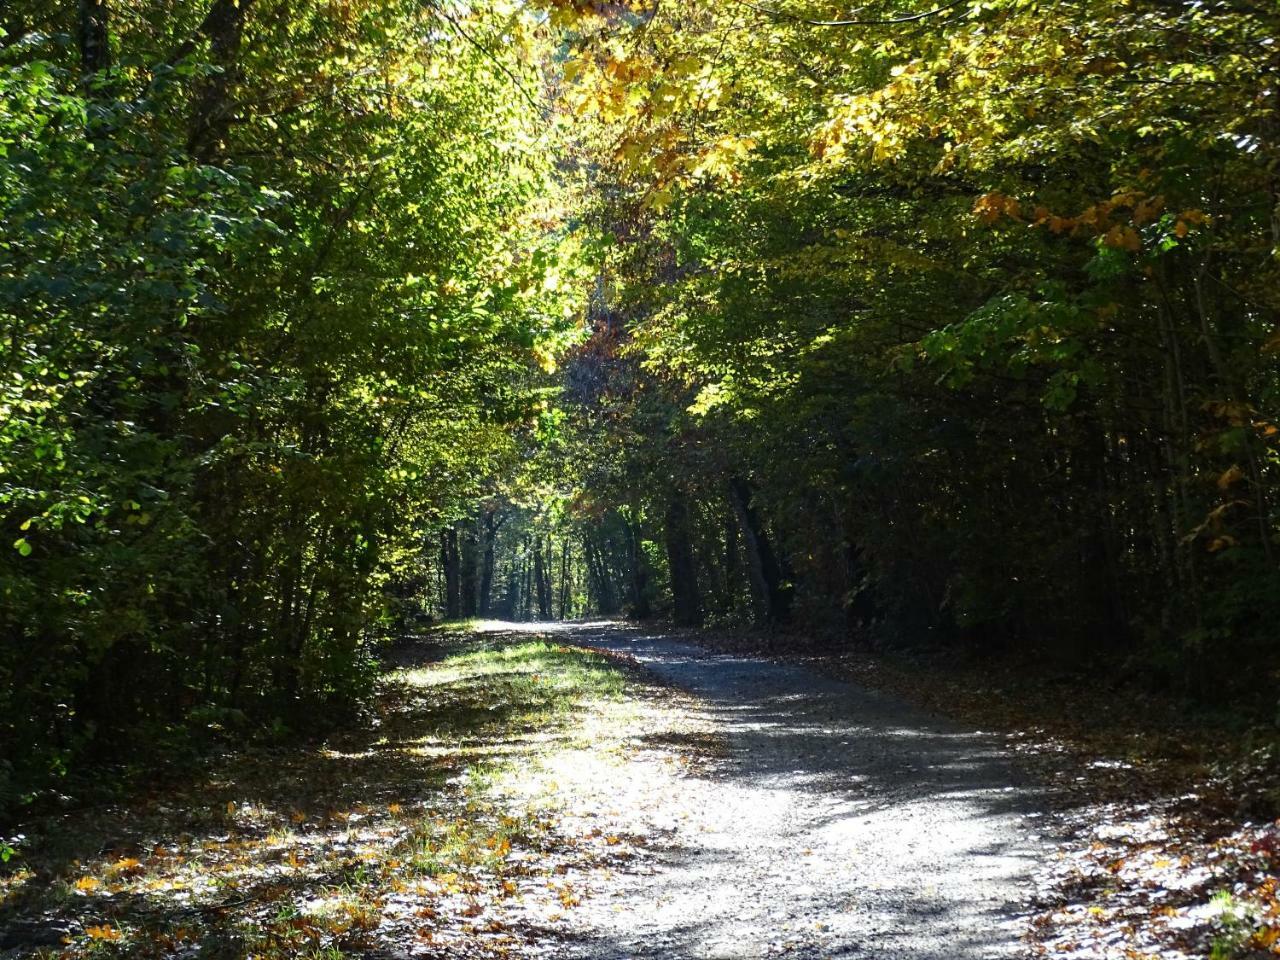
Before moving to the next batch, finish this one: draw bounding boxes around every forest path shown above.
[537,621,1049,960]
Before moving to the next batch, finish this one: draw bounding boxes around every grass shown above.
[0,632,641,960]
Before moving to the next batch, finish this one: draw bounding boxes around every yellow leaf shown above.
[1252,926,1280,949]
[73,876,102,893]
[106,857,142,877]
[85,924,122,941]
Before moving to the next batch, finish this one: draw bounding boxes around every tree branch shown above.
[428,3,541,112]
[741,0,969,27]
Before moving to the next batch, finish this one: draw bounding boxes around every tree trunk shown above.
[460,518,479,618]
[78,0,110,81]
[584,533,618,615]
[664,491,702,626]
[521,538,534,620]
[187,0,257,160]
[843,540,878,638]
[720,506,742,611]
[626,516,653,619]
[559,544,570,619]
[534,539,552,620]
[441,527,461,620]
[728,476,792,625]
[479,512,496,616]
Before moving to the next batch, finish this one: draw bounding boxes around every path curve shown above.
[540,622,1048,960]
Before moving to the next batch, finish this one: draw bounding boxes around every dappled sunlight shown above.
[498,624,1050,959]
[0,635,656,959]
[6,622,1254,960]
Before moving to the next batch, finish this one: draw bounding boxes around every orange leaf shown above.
[1251,926,1280,949]
[973,191,1018,225]
[1104,225,1141,252]
[1217,464,1245,490]
[1133,194,1165,225]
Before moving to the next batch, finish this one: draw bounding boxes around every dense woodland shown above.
[2,0,1279,813]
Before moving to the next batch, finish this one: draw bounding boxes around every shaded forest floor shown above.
[680,626,1280,959]
[3,623,1278,960]
[0,629,705,959]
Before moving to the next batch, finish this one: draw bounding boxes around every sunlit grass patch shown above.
[397,804,530,879]
[404,640,627,698]
[389,641,629,747]
[4,637,642,960]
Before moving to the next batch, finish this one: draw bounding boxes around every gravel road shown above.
[548,623,1048,960]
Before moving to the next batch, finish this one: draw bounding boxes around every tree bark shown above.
[479,512,497,616]
[187,0,257,160]
[534,539,552,620]
[441,527,461,620]
[584,533,618,615]
[626,516,653,619]
[664,491,702,626]
[460,518,479,618]
[521,537,534,620]
[728,476,792,625]
[78,0,110,81]
[720,506,742,610]
[559,543,570,619]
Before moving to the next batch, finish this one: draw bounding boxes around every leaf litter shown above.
[0,631,709,960]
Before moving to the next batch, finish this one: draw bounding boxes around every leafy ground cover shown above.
[849,660,1280,960]
[0,630,686,960]
[680,626,1280,959]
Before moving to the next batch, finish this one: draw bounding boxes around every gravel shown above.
[550,623,1049,960]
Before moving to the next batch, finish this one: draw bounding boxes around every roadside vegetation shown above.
[0,633,652,960]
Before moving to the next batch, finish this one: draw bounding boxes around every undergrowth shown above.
[0,634,634,959]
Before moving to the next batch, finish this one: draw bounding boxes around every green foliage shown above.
[5,0,1280,818]
[0,0,582,814]
[545,0,1280,679]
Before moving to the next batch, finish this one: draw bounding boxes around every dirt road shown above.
[545,623,1047,959]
